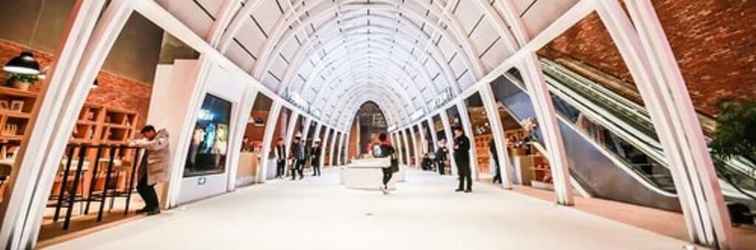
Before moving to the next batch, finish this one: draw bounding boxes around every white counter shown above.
[341,159,404,190]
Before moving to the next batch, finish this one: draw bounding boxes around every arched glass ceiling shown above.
[156,0,577,130]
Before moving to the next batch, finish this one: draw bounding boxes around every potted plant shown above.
[6,72,40,91]
[710,100,756,171]
[709,100,756,225]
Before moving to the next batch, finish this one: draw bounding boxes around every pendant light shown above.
[3,52,41,75]
[4,0,45,75]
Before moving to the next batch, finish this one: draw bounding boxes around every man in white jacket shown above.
[130,125,171,215]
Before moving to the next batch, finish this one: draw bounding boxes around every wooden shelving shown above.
[474,134,492,175]
[0,86,39,159]
[70,105,138,145]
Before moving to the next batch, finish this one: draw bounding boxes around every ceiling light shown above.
[4,52,41,75]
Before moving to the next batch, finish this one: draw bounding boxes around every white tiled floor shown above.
[45,168,704,250]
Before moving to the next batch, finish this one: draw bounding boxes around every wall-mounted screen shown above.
[184,94,232,177]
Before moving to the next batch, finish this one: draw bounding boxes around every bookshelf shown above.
[71,105,138,145]
[0,86,38,155]
[474,134,492,175]
[0,86,40,202]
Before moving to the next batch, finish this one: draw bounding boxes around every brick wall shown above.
[538,0,756,117]
[0,39,152,127]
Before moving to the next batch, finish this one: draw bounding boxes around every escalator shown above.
[492,59,756,211]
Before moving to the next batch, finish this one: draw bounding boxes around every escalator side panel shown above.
[559,122,681,211]
[494,76,680,211]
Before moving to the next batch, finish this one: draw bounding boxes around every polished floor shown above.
[46,168,704,250]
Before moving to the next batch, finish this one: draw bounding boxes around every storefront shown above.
[0,2,338,248]
[464,93,495,180]
[236,94,274,187]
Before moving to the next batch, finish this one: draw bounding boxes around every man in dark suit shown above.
[310,138,322,176]
[453,127,472,193]
[436,139,448,175]
[275,137,286,178]
[289,134,305,180]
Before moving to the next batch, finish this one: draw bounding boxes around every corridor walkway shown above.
[46,169,702,250]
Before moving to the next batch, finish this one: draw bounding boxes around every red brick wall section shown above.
[86,72,152,128]
[538,1,756,117]
[0,39,152,127]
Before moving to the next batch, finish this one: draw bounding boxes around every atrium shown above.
[0,0,753,249]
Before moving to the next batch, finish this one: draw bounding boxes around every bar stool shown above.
[48,145,91,230]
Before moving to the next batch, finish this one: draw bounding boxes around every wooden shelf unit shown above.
[71,105,138,145]
[0,86,40,203]
[0,86,39,158]
[473,134,492,175]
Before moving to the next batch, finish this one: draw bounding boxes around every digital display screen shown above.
[184,94,232,177]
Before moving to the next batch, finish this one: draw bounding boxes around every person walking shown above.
[436,139,448,175]
[453,127,472,193]
[289,134,306,180]
[310,138,322,176]
[373,133,398,194]
[129,125,171,215]
[490,138,502,184]
[275,137,286,178]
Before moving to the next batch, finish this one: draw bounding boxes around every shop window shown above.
[184,94,232,177]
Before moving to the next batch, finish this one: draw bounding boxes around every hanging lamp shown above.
[3,52,41,75]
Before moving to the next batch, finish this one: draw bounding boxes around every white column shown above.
[258,102,282,183]
[417,124,428,157]
[392,132,403,166]
[339,132,346,166]
[312,123,323,143]
[320,127,331,169]
[329,130,341,167]
[600,1,732,247]
[333,132,342,166]
[440,112,457,175]
[284,112,300,159]
[456,101,480,181]
[519,54,574,206]
[301,118,312,143]
[401,130,412,167]
[0,1,108,248]
[480,84,513,189]
[338,133,348,165]
[427,117,439,153]
[409,127,422,169]
[226,87,258,190]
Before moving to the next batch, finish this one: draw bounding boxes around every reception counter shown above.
[236,152,260,187]
[341,159,405,190]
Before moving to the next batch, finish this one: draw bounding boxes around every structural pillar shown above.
[480,84,513,189]
[456,101,479,181]
[440,112,457,175]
